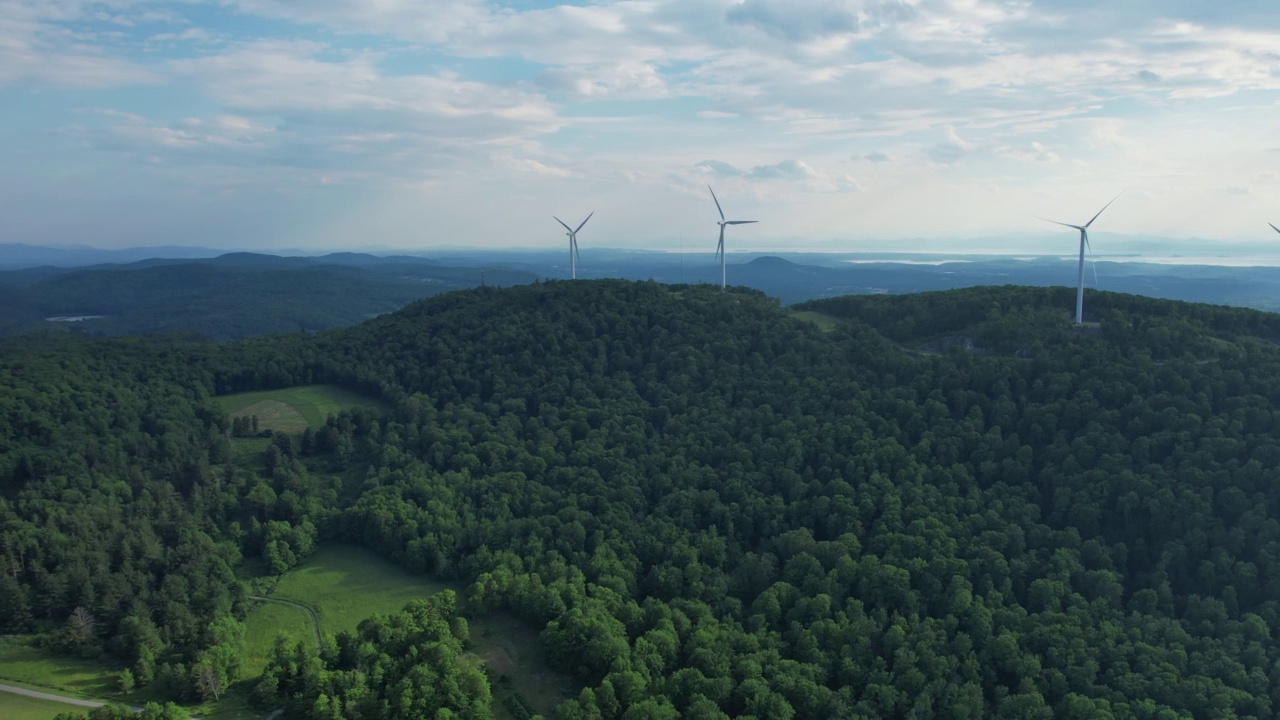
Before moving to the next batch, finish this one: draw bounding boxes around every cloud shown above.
[540,62,669,100]
[0,1,159,87]
[697,159,823,180]
[927,126,974,164]
[166,40,562,140]
[1004,141,1060,164]
[695,160,743,177]
[693,158,859,192]
[725,0,859,42]
[748,159,818,180]
[8,0,1280,246]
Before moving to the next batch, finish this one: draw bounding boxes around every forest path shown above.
[249,595,322,649]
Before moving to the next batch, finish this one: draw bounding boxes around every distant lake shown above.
[846,255,1280,268]
[46,315,107,322]
[845,259,975,265]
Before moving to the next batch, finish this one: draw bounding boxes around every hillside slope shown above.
[8,282,1280,718]
[212,281,1280,718]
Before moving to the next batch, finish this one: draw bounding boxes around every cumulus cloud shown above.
[863,151,891,162]
[696,159,823,180]
[695,160,743,177]
[749,159,819,180]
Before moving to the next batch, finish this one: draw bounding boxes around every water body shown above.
[845,259,975,265]
[46,315,107,322]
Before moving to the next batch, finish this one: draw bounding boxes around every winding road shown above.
[0,682,123,709]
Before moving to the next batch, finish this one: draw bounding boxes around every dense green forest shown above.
[9,281,1280,718]
[0,258,536,340]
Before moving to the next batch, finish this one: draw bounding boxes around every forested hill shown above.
[10,281,1280,718]
[0,259,537,340]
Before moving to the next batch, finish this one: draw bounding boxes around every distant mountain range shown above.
[0,252,535,339]
[3,245,1280,340]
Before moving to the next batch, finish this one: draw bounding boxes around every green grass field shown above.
[790,310,841,332]
[273,545,455,635]
[244,544,455,666]
[240,601,319,678]
[215,385,383,434]
[0,691,92,720]
[0,638,118,700]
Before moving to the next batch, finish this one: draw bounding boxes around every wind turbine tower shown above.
[1041,192,1124,325]
[708,186,757,291]
[554,212,593,279]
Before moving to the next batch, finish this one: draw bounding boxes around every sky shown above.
[2,0,1280,253]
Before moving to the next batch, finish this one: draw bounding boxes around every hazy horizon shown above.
[7,236,1280,270]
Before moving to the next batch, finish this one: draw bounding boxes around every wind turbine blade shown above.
[708,185,725,222]
[554,216,573,233]
[1083,189,1126,229]
[575,211,594,234]
[717,225,725,262]
[574,237,581,266]
[726,220,757,225]
[1270,223,1280,235]
[1038,217,1085,231]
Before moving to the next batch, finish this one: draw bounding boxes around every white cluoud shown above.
[1041,192,1124,325]
[708,185,757,291]
[554,212,593,280]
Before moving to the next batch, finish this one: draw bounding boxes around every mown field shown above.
[215,385,383,434]
[0,638,118,700]
[242,543,575,718]
[0,691,87,720]
[263,544,455,636]
[2,543,570,720]
[243,544,455,674]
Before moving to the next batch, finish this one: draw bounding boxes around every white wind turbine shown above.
[1041,192,1124,325]
[554,212,593,279]
[708,185,757,291]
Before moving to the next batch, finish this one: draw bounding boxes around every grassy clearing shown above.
[216,385,383,433]
[0,691,85,720]
[0,637,118,700]
[252,544,455,639]
[790,310,841,332]
[241,601,317,679]
[241,544,576,716]
[471,613,579,719]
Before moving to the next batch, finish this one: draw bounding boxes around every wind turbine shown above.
[708,185,757,291]
[1041,192,1124,325]
[554,212,593,279]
